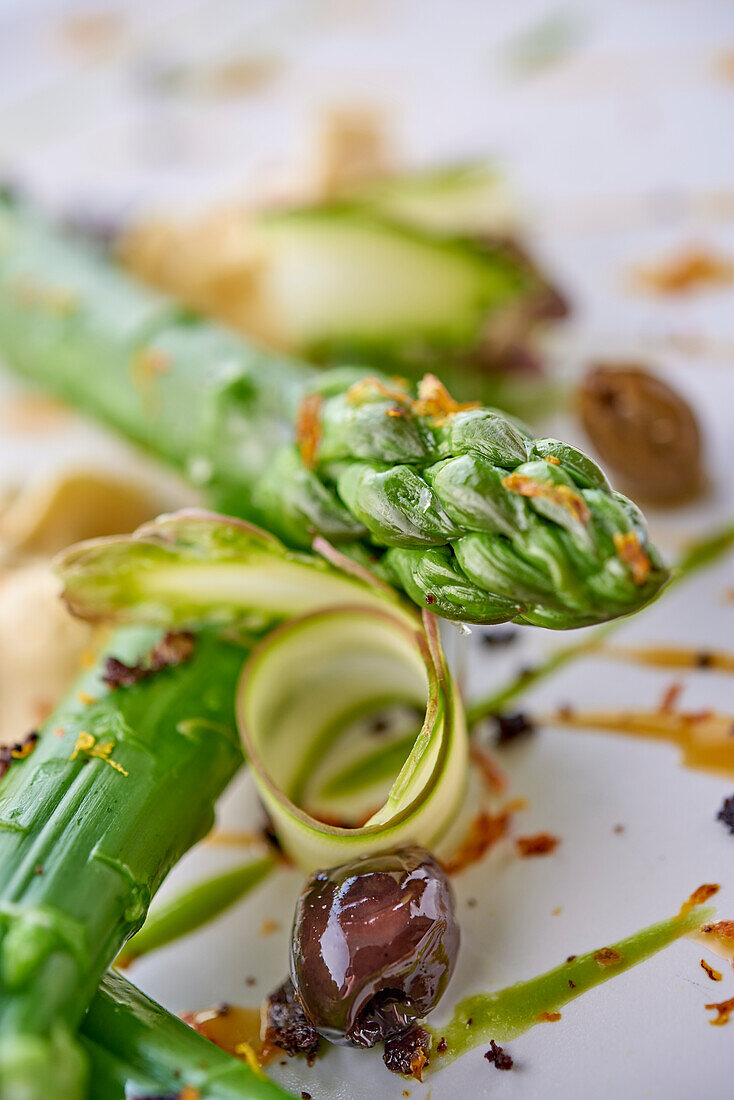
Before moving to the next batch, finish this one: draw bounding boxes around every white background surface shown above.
[0,2,733,1097]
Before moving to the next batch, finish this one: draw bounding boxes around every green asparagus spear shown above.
[0,626,245,1100]
[82,970,294,1100]
[0,201,667,626]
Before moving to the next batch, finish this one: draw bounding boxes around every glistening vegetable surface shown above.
[0,201,667,626]
[57,510,468,872]
[0,626,245,1100]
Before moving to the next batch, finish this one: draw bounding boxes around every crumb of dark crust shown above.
[301,1093,312,1100]
[696,651,714,668]
[484,1040,513,1071]
[481,628,519,649]
[557,703,575,719]
[491,710,535,746]
[367,714,390,736]
[466,1018,473,1026]
[566,955,577,963]
[103,632,195,689]
[436,1037,448,1054]
[425,593,435,605]
[717,794,734,834]
[594,948,622,967]
[245,976,257,986]
[382,1027,430,1080]
[0,730,39,780]
[568,980,576,988]
[264,979,320,1060]
[467,897,477,908]
[516,832,560,858]
[613,824,625,834]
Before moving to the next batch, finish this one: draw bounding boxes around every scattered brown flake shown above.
[552,906,562,916]
[700,920,734,940]
[680,884,720,917]
[613,824,625,835]
[538,1011,562,1022]
[259,918,280,937]
[594,947,622,967]
[0,731,39,780]
[490,710,536,746]
[413,374,480,424]
[484,1039,513,1071]
[470,742,508,792]
[717,795,734,834]
[701,959,723,982]
[566,955,577,963]
[425,593,435,605]
[466,898,477,909]
[295,393,324,468]
[441,809,511,874]
[34,865,43,875]
[516,832,560,858]
[705,994,734,1026]
[301,1093,312,1100]
[659,680,684,714]
[103,632,195,689]
[718,50,734,82]
[245,976,257,987]
[436,1037,448,1054]
[633,246,734,295]
[264,980,321,1061]
[383,1027,430,1080]
[502,473,590,524]
[613,531,652,586]
[568,980,576,988]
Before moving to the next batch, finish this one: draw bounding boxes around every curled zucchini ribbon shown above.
[57,511,468,871]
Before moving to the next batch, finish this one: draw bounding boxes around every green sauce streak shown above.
[429,903,714,1067]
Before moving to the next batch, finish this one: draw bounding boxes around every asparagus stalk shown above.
[0,201,667,627]
[0,626,245,1100]
[82,970,294,1100]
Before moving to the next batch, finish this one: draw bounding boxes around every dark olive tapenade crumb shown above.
[717,794,734,834]
[383,1026,430,1080]
[264,979,320,1061]
[0,730,39,780]
[103,632,195,689]
[481,628,519,648]
[491,711,535,746]
[484,1039,513,1070]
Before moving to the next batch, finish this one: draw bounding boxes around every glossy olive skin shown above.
[290,846,459,1047]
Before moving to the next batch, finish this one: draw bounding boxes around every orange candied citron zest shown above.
[701,959,723,982]
[345,375,412,407]
[501,473,590,524]
[412,373,480,422]
[440,809,511,875]
[680,883,720,917]
[295,392,324,469]
[705,994,734,1027]
[516,832,560,858]
[613,531,652,585]
[410,1047,429,1082]
[538,1011,562,1022]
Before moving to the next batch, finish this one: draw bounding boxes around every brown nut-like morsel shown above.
[290,846,459,1048]
[578,364,704,505]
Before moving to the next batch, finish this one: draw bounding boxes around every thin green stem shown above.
[117,854,277,967]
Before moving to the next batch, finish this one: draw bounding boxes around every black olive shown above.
[290,846,459,1047]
